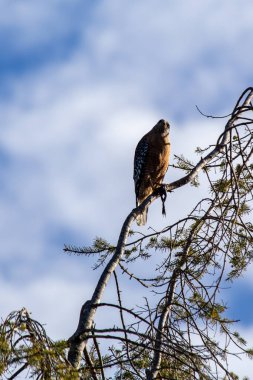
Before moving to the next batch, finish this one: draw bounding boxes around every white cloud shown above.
[1,272,94,339]
[84,0,253,115]
[2,0,252,115]
[0,0,87,52]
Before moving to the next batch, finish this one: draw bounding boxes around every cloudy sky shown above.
[1,0,253,377]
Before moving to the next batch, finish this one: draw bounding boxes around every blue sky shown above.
[1,0,253,377]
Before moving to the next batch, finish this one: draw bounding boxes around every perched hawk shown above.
[133,119,170,225]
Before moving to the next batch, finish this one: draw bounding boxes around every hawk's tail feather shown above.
[136,207,148,226]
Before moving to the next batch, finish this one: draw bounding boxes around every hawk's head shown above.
[154,119,170,137]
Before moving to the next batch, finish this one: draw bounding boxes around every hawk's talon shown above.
[156,185,167,217]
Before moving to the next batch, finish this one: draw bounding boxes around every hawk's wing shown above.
[133,136,149,203]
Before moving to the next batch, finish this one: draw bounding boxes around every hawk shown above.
[133,119,170,225]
